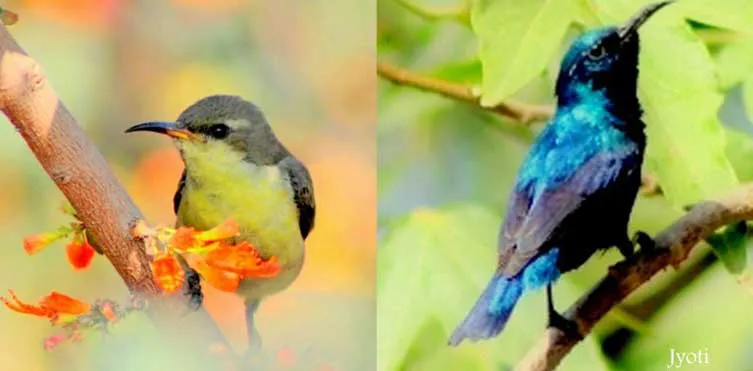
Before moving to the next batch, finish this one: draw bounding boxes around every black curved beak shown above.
[125,121,199,140]
[618,1,673,41]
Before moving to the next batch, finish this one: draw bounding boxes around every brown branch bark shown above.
[0,24,229,355]
[0,25,157,294]
[514,183,753,371]
[377,61,553,125]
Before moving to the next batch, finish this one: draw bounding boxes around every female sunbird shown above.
[449,1,671,345]
[126,95,315,349]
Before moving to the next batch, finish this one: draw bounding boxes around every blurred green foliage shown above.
[378,0,753,370]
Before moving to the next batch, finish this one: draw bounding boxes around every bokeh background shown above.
[378,0,753,370]
[0,0,375,370]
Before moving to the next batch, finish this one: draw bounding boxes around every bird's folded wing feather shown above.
[279,156,316,240]
[498,150,631,276]
[173,170,187,215]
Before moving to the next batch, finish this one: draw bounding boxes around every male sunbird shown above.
[125,95,315,348]
[449,1,672,345]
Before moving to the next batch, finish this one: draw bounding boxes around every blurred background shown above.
[378,0,753,370]
[0,0,375,370]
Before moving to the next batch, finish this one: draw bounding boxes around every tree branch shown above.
[0,23,228,354]
[377,61,553,125]
[514,183,753,371]
[0,25,157,294]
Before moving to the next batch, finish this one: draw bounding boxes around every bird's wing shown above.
[173,170,187,214]
[279,156,316,240]
[498,150,632,276]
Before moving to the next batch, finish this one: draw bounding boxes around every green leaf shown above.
[679,0,753,34]
[377,206,497,371]
[377,206,610,371]
[742,74,753,123]
[705,222,748,274]
[724,127,753,181]
[471,0,585,106]
[714,36,753,89]
[635,10,738,206]
[619,263,753,370]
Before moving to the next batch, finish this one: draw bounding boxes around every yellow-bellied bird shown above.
[126,95,315,349]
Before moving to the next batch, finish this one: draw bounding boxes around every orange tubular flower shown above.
[196,219,240,243]
[205,242,280,278]
[1,290,91,320]
[41,292,91,315]
[190,257,240,292]
[152,253,185,293]
[169,226,198,251]
[1,290,55,318]
[23,229,68,255]
[65,234,96,270]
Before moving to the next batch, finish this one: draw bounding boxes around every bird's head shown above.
[126,95,287,166]
[555,1,671,109]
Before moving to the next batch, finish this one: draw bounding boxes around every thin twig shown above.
[377,61,553,125]
[514,183,753,371]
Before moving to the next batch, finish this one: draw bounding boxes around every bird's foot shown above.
[248,331,263,352]
[548,310,583,340]
[180,267,203,315]
[241,332,264,370]
[632,231,655,253]
[616,239,635,260]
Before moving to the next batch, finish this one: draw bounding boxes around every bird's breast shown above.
[177,144,303,266]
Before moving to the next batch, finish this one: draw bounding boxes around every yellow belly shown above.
[176,141,304,298]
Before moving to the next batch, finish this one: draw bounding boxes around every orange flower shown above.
[152,253,185,294]
[169,226,197,251]
[1,290,90,320]
[23,230,67,255]
[190,257,240,292]
[1,290,55,318]
[42,331,83,351]
[65,234,95,270]
[43,334,67,351]
[100,302,118,322]
[40,292,91,315]
[205,242,280,278]
[196,219,240,243]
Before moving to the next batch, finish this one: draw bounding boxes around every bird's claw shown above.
[617,240,635,260]
[548,310,583,340]
[631,231,655,253]
[180,267,203,315]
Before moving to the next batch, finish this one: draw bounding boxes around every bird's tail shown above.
[448,274,523,346]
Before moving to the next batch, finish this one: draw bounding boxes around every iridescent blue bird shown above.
[449,1,672,345]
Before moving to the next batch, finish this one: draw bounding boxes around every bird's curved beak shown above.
[618,1,672,42]
[125,121,199,140]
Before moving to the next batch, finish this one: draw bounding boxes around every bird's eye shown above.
[207,123,230,139]
[587,45,606,60]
